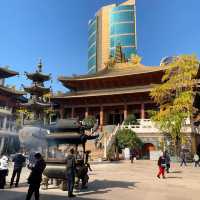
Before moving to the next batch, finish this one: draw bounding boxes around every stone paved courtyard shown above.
[1,160,200,200]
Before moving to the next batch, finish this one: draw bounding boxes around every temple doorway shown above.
[142,143,156,159]
[108,113,124,125]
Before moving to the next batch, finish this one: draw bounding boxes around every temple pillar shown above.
[3,116,7,129]
[124,104,128,120]
[100,106,104,126]
[59,107,64,119]
[71,107,74,118]
[85,107,89,118]
[141,103,145,119]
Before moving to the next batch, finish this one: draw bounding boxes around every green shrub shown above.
[82,115,96,129]
[116,128,143,149]
[124,114,138,125]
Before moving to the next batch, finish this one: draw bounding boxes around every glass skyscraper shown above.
[88,0,136,74]
[88,18,97,74]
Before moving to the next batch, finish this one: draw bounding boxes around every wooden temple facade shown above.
[51,58,173,158]
[0,67,25,131]
[51,52,200,157]
[52,62,165,126]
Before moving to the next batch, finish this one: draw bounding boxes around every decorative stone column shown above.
[141,103,145,119]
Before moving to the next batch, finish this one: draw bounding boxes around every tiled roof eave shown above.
[0,67,19,78]
[26,72,51,81]
[51,84,156,99]
[0,86,25,96]
[58,65,167,82]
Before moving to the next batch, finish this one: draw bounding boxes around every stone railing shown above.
[121,119,160,133]
[121,119,193,134]
[0,107,12,115]
[104,124,120,158]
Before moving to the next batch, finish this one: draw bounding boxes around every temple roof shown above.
[52,84,155,99]
[25,60,51,83]
[0,85,25,97]
[59,63,167,90]
[23,84,50,95]
[25,71,51,82]
[0,67,19,78]
[59,63,166,82]
[21,100,51,109]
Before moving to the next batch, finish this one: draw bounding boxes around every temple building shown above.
[0,67,25,155]
[0,67,25,132]
[53,58,163,125]
[51,46,200,159]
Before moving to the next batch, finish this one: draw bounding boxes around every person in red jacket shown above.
[157,153,166,179]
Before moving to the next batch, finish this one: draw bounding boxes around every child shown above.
[157,152,166,179]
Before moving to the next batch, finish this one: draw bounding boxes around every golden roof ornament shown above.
[105,55,115,69]
[130,54,142,65]
[115,44,124,63]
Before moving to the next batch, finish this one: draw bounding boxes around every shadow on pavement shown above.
[1,179,136,199]
[170,170,182,174]
[77,189,112,197]
[166,176,182,179]
[77,179,136,196]
[0,189,104,200]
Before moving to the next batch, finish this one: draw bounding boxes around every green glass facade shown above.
[88,18,97,74]
[110,4,136,59]
[88,1,137,74]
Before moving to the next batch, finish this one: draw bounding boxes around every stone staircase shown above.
[104,124,120,159]
[85,124,121,161]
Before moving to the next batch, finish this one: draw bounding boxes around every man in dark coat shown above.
[130,148,136,164]
[25,153,46,200]
[66,148,76,198]
[10,152,26,187]
[180,150,187,166]
[164,151,171,173]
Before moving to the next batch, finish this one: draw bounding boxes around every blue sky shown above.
[0,0,199,92]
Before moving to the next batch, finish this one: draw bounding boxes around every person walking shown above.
[193,153,200,167]
[164,151,171,173]
[66,148,76,198]
[157,153,166,179]
[130,148,135,164]
[85,150,92,171]
[10,152,26,187]
[27,152,36,168]
[25,153,46,200]
[180,150,187,167]
[0,155,9,189]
